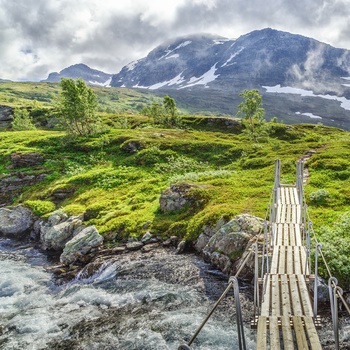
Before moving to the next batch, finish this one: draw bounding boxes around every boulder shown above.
[10,152,44,168]
[41,215,83,250]
[201,214,263,275]
[0,105,13,127]
[126,241,144,251]
[159,183,208,213]
[60,226,103,265]
[0,205,35,237]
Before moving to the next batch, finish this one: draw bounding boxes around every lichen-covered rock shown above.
[41,216,83,250]
[201,214,263,275]
[194,217,229,253]
[60,226,103,265]
[159,183,208,213]
[10,152,44,168]
[0,205,35,237]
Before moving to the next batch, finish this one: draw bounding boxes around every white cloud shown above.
[0,0,350,81]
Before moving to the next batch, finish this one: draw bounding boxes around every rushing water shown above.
[0,238,258,350]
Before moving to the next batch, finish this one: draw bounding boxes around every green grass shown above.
[1,82,350,286]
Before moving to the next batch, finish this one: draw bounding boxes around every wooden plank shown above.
[279,247,285,274]
[261,275,271,316]
[281,204,286,223]
[281,274,291,316]
[285,187,290,204]
[289,187,296,205]
[281,187,285,204]
[290,224,296,246]
[271,246,279,274]
[269,316,281,349]
[300,247,309,275]
[304,316,323,350]
[293,188,299,205]
[286,246,294,274]
[271,274,280,315]
[291,205,297,224]
[281,316,294,350]
[296,205,301,224]
[289,274,303,316]
[256,316,267,350]
[293,316,309,349]
[298,275,314,317]
[286,204,291,224]
[294,247,302,275]
[295,224,302,246]
[277,224,283,246]
[283,223,289,246]
[277,204,282,223]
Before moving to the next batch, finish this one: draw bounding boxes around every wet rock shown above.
[126,241,144,251]
[141,231,153,244]
[0,205,35,237]
[162,236,179,247]
[60,225,104,265]
[40,215,83,250]
[175,240,186,254]
[201,214,263,275]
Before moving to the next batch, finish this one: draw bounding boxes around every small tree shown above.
[55,78,99,135]
[143,96,181,128]
[236,89,265,141]
[11,108,36,131]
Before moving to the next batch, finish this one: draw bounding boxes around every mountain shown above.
[41,63,112,86]
[111,28,350,129]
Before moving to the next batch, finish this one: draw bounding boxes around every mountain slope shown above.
[110,28,350,129]
[41,63,112,86]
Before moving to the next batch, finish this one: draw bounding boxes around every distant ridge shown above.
[41,63,112,86]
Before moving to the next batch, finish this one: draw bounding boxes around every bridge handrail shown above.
[178,241,260,350]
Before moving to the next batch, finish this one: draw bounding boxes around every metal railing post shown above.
[313,243,322,318]
[254,243,260,317]
[328,277,340,350]
[230,276,247,350]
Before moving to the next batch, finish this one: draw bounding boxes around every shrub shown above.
[309,189,330,205]
[12,108,36,131]
[24,200,55,216]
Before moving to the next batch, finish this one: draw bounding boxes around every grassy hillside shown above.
[1,82,350,285]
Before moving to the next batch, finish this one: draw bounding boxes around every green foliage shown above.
[309,189,330,205]
[24,200,55,216]
[55,78,100,135]
[236,89,265,142]
[11,108,36,131]
[317,213,350,286]
[143,95,182,127]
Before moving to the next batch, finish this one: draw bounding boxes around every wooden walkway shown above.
[255,185,322,349]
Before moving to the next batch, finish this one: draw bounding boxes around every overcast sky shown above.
[1,0,350,81]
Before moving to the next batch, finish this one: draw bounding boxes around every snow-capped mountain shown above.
[110,28,350,129]
[41,63,112,86]
[111,28,350,94]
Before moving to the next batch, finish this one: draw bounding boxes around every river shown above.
[0,238,258,350]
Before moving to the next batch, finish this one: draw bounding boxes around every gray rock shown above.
[159,183,207,213]
[0,205,34,237]
[141,231,153,244]
[60,226,103,265]
[48,210,69,226]
[162,236,179,247]
[176,240,186,254]
[194,217,229,252]
[126,241,144,251]
[201,214,263,276]
[41,216,83,250]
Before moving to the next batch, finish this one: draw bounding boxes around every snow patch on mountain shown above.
[166,54,180,60]
[159,41,192,60]
[263,84,350,111]
[296,112,322,119]
[180,64,219,89]
[221,47,245,67]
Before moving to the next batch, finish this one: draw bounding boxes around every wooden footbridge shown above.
[179,160,350,350]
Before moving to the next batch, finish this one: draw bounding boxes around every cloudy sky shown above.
[1,0,350,81]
